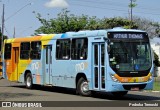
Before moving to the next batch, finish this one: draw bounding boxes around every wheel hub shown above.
[81,82,89,93]
[27,77,31,87]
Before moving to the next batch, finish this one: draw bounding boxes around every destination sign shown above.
[108,32,149,41]
[113,33,143,39]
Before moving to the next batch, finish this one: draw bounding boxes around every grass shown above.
[153,81,160,91]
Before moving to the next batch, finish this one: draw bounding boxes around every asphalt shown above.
[0,75,160,81]
[0,76,3,80]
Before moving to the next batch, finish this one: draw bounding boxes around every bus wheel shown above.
[77,77,91,96]
[25,73,33,89]
[111,91,128,97]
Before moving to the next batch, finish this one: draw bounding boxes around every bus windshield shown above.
[108,32,152,73]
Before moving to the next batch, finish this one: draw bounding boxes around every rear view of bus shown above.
[107,29,153,96]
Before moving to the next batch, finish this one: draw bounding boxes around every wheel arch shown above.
[24,70,32,82]
[75,72,87,87]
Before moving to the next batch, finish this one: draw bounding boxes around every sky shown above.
[0,0,160,38]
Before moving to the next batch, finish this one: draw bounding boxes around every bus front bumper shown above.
[105,79,153,92]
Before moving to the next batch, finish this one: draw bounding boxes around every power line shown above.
[70,3,160,16]
[4,25,11,37]
[5,2,32,21]
[70,0,160,14]
[71,0,127,7]
[18,26,32,37]
[73,0,127,7]
[70,3,127,12]
[70,0,128,8]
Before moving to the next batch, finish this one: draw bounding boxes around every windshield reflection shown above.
[109,41,152,72]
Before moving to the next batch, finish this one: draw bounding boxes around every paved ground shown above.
[0,78,160,110]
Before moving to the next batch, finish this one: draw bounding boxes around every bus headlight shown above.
[110,74,120,82]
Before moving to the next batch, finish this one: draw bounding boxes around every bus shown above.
[2,27,154,96]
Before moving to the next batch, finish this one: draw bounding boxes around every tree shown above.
[101,17,137,29]
[154,52,160,67]
[34,9,138,34]
[35,8,160,37]
[132,16,160,38]
[34,9,89,34]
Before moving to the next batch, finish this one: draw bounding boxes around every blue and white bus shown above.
[3,27,154,96]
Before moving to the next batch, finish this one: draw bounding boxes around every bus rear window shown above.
[4,43,11,59]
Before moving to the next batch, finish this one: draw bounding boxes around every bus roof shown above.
[5,28,147,43]
[106,27,146,33]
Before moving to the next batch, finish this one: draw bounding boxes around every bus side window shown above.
[71,38,88,60]
[30,41,41,60]
[80,42,88,59]
[20,42,30,59]
[56,39,70,60]
[4,43,11,59]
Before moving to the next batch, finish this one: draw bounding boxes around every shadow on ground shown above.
[0,92,33,100]
[10,84,160,101]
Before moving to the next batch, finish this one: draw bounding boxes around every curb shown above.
[143,90,160,93]
[152,91,160,93]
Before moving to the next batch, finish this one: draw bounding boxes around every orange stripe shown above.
[114,73,151,83]
[14,36,43,42]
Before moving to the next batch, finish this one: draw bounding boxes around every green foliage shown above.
[102,17,138,29]
[153,81,160,91]
[35,9,89,34]
[34,9,138,34]
[34,8,160,37]
[128,0,137,8]
[154,52,160,67]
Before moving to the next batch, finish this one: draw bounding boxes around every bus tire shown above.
[111,91,128,97]
[77,77,91,96]
[25,73,33,89]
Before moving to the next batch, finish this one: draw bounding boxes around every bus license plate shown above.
[131,87,139,91]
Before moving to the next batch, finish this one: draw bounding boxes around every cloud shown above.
[45,0,69,8]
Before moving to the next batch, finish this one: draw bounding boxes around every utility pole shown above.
[1,4,4,56]
[129,0,137,28]
[130,0,133,23]
[1,4,4,77]
[13,26,15,38]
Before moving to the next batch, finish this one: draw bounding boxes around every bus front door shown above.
[92,43,106,90]
[44,45,52,85]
